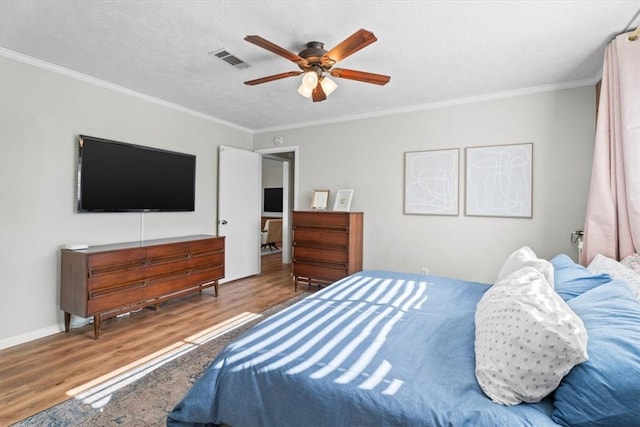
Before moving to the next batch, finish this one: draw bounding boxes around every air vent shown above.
[209,49,250,69]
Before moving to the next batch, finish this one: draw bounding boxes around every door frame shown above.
[256,146,299,264]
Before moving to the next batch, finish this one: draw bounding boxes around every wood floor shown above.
[0,253,301,426]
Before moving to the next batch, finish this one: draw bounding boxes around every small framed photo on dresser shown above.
[311,189,330,210]
[333,189,354,211]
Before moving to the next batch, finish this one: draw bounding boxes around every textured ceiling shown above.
[1,1,638,132]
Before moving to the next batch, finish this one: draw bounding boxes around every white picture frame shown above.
[465,143,533,218]
[404,149,459,215]
[333,189,354,212]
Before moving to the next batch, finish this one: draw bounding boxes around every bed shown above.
[167,250,640,427]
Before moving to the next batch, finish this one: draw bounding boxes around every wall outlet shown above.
[421,267,429,275]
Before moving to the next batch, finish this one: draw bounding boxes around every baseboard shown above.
[0,324,64,350]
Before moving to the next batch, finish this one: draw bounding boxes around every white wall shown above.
[0,56,252,347]
[0,53,597,348]
[262,157,284,188]
[253,87,596,283]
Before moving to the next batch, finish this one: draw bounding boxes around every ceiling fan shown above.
[243,29,390,102]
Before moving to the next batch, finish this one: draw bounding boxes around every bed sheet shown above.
[168,270,560,426]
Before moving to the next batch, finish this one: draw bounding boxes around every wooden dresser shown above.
[292,211,363,290]
[60,235,225,339]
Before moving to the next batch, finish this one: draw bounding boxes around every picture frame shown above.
[465,143,533,218]
[333,189,354,212]
[404,148,459,215]
[311,189,330,210]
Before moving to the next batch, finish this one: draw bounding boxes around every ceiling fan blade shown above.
[330,68,390,85]
[312,81,326,102]
[244,71,302,86]
[322,29,377,65]
[244,35,309,67]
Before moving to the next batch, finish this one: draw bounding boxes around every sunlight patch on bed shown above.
[311,307,397,380]
[334,311,404,383]
[257,302,367,373]
[358,359,392,390]
[202,276,431,401]
[64,312,262,407]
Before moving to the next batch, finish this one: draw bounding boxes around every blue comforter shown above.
[168,271,560,426]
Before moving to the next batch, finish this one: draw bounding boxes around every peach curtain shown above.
[581,31,640,265]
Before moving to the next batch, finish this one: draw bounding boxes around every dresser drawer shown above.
[293,261,348,282]
[293,229,348,246]
[88,268,147,292]
[189,265,225,285]
[87,276,149,305]
[146,243,191,265]
[87,272,189,313]
[87,249,146,276]
[88,291,143,314]
[191,238,224,254]
[293,245,348,263]
[293,212,349,229]
[189,251,224,269]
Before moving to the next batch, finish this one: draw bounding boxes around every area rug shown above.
[15,293,309,426]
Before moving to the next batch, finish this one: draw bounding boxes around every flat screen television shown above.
[263,187,283,213]
[77,135,196,212]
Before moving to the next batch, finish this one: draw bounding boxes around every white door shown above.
[218,145,261,282]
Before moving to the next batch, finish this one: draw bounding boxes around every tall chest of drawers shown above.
[60,235,224,339]
[292,211,363,290]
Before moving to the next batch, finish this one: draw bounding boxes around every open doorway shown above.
[257,146,298,270]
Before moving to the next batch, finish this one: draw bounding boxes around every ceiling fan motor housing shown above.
[298,41,334,71]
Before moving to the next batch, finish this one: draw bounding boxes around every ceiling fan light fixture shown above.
[320,76,338,97]
[297,82,313,98]
[301,71,318,89]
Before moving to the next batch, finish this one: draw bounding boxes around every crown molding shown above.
[254,77,599,133]
[0,48,253,134]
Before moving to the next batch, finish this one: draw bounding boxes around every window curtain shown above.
[581,31,640,265]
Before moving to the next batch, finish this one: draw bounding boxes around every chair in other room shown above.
[261,219,282,251]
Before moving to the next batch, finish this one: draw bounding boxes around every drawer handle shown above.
[90,281,146,298]
[293,225,348,231]
[191,264,224,274]
[293,259,348,269]
[148,253,190,265]
[191,249,224,257]
[90,261,147,276]
[293,243,348,250]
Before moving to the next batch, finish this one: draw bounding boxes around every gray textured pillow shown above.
[475,266,588,405]
[588,253,640,299]
[621,253,640,274]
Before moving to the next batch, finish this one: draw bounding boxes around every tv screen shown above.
[77,135,196,212]
[263,187,283,213]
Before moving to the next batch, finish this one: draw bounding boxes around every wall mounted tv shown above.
[77,135,196,212]
[263,187,283,213]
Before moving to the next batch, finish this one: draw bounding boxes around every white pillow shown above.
[588,253,640,299]
[475,266,588,405]
[496,246,555,287]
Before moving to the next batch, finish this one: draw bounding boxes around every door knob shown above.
[220,220,228,225]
